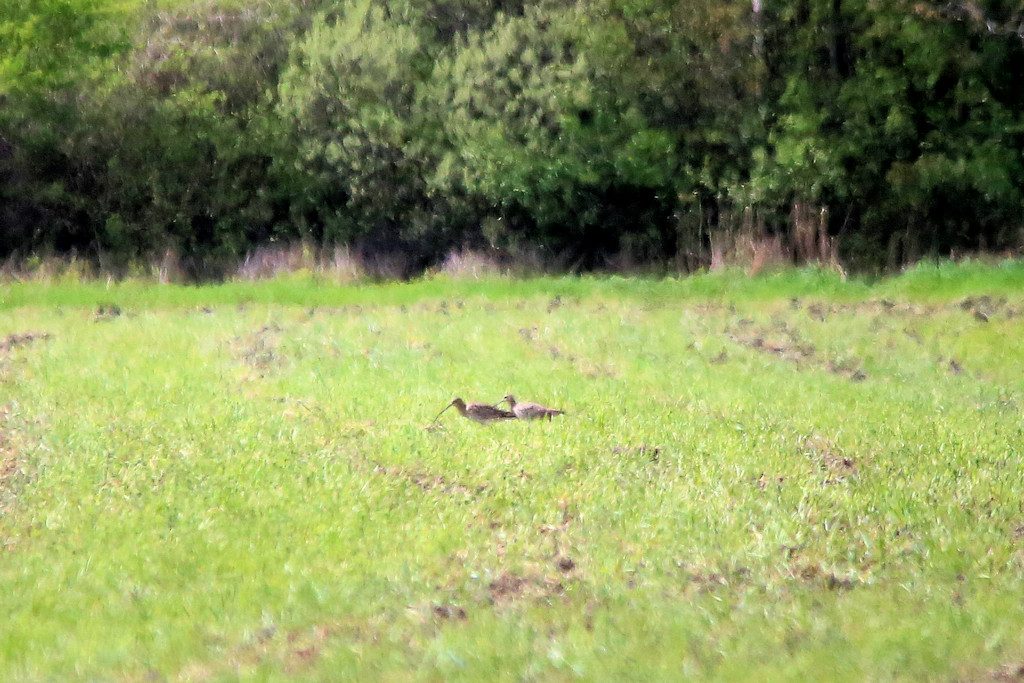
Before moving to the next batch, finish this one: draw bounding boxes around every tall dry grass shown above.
[707,203,847,278]
[236,243,423,282]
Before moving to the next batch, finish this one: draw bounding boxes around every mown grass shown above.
[2,261,1024,680]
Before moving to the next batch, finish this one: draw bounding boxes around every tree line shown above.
[2,0,1022,277]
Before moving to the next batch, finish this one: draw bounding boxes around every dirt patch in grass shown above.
[792,562,859,590]
[797,299,989,323]
[480,503,580,606]
[727,321,868,381]
[690,301,736,315]
[277,624,343,673]
[234,323,283,370]
[0,331,52,353]
[93,304,122,322]
[513,326,618,379]
[904,327,925,345]
[430,603,468,621]
[826,358,869,382]
[709,349,729,364]
[370,462,488,499]
[0,403,41,520]
[805,303,829,321]
[992,662,1024,681]
[755,473,786,490]
[0,333,51,384]
[675,563,752,594]
[846,300,934,317]
[555,555,576,573]
[727,321,816,364]
[612,444,662,462]
[171,619,379,681]
[816,294,1024,324]
[802,435,857,482]
[488,570,566,604]
[537,499,575,539]
[0,405,17,485]
[957,295,1008,323]
[571,356,619,380]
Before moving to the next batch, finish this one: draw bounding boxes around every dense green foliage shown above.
[3,265,1024,679]
[2,0,1023,275]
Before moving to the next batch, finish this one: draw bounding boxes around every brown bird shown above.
[502,394,565,420]
[432,397,516,425]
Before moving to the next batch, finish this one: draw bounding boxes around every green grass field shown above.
[3,262,1024,681]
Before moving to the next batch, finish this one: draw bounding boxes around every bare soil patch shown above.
[958,295,1006,323]
[488,570,565,604]
[93,304,122,322]
[676,563,751,594]
[172,619,367,681]
[555,555,576,573]
[370,462,488,499]
[709,350,729,364]
[727,321,816,364]
[0,403,40,518]
[431,603,468,621]
[0,331,51,353]
[612,444,662,462]
[802,434,857,482]
[727,321,868,381]
[234,323,282,370]
[0,405,17,485]
[513,325,617,379]
[792,562,858,590]
[991,663,1024,681]
[755,473,786,490]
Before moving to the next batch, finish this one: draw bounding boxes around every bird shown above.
[432,397,516,425]
[502,394,564,420]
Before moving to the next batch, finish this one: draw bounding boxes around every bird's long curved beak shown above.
[430,401,455,425]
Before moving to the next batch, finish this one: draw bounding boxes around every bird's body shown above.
[434,397,516,425]
[456,398,517,423]
[503,394,564,420]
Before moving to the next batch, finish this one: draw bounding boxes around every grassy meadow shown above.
[2,262,1024,680]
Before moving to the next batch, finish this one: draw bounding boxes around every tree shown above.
[756,0,1024,267]
[425,4,681,264]
[0,0,133,257]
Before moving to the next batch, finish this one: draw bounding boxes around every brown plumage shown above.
[432,397,516,425]
[502,394,564,420]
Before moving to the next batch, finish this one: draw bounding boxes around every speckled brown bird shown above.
[432,397,517,424]
[502,394,564,420]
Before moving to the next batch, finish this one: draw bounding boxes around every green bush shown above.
[278,2,446,265]
[755,0,1024,267]
[426,5,680,263]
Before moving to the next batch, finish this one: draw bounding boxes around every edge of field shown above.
[2,259,1023,310]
